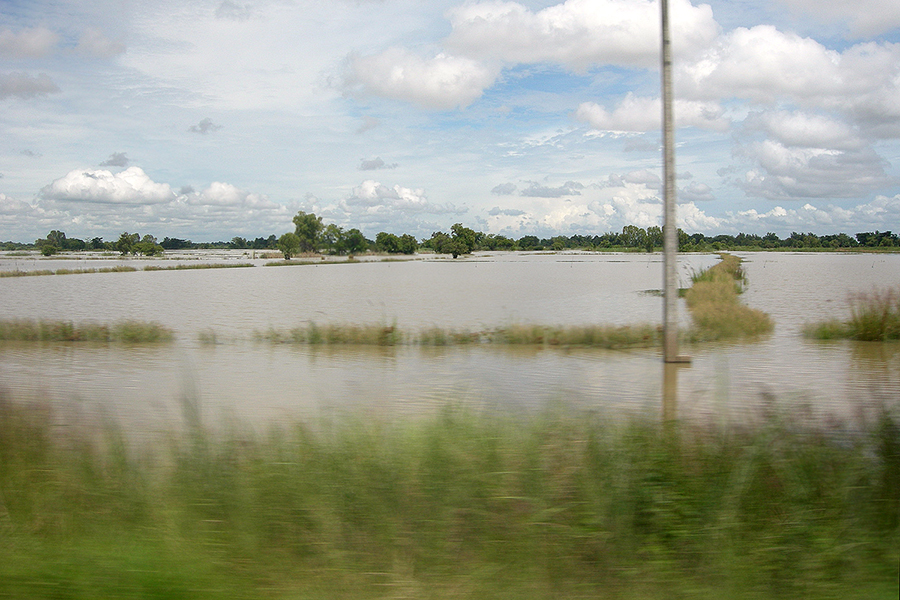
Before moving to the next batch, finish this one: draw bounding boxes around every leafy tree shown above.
[277,232,301,260]
[321,224,344,254]
[397,234,418,254]
[450,223,477,257]
[47,230,67,248]
[161,237,191,250]
[343,228,368,255]
[89,237,104,250]
[293,211,323,253]
[116,232,140,255]
[518,235,540,250]
[230,237,249,249]
[376,232,399,253]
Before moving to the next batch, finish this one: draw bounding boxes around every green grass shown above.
[0,319,174,343]
[684,254,774,341]
[805,287,900,342]
[0,263,254,278]
[0,395,896,599]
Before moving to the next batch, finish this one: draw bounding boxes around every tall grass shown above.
[806,287,900,341]
[0,395,896,599]
[685,254,774,341]
[0,319,174,343]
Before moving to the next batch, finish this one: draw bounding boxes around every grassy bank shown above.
[0,397,896,599]
[684,253,774,341]
[0,319,174,343]
[805,287,900,341]
[0,263,254,278]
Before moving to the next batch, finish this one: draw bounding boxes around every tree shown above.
[230,237,249,249]
[376,232,399,253]
[343,228,368,255]
[450,223,476,257]
[116,232,140,255]
[397,234,418,254]
[277,232,301,260]
[293,211,323,253]
[321,224,344,254]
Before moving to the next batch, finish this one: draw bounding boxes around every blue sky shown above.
[2,0,899,242]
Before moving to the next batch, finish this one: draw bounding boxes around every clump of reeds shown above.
[492,323,662,348]
[806,287,900,341]
[258,322,403,345]
[0,396,896,599]
[685,254,773,340]
[0,265,138,278]
[0,319,174,343]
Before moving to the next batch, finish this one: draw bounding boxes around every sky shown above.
[1,0,899,242]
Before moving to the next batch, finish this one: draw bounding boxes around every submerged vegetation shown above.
[0,319,174,343]
[805,287,900,341]
[0,263,254,278]
[684,253,774,341]
[0,397,896,599]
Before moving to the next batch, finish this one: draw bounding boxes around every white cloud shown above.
[734,139,893,200]
[728,195,900,233]
[776,0,900,38]
[679,181,715,203]
[40,166,175,204]
[0,72,60,99]
[575,94,729,132]
[0,27,58,58]
[76,29,126,58]
[445,0,719,70]
[100,152,130,167]
[744,110,863,150]
[346,48,500,109]
[520,180,584,197]
[359,157,398,171]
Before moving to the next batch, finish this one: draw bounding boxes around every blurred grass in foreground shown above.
[1,395,897,599]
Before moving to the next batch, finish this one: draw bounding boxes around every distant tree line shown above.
[4,220,898,258]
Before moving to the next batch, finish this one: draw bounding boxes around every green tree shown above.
[376,232,400,253]
[293,211,323,253]
[277,232,301,260]
[321,224,344,254]
[343,228,368,255]
[449,223,477,258]
[230,237,249,249]
[397,234,418,254]
[116,232,140,255]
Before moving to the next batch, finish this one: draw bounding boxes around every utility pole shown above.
[661,0,689,364]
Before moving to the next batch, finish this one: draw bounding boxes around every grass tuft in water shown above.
[0,319,174,343]
[805,287,900,341]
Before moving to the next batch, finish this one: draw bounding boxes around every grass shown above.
[684,254,774,341]
[0,395,896,599]
[805,287,900,341]
[0,263,254,278]
[0,319,174,343]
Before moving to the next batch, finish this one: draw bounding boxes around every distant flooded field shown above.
[0,251,898,435]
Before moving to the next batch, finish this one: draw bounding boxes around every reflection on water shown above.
[1,251,899,431]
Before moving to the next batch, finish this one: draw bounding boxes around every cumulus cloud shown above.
[521,180,584,197]
[0,27,58,58]
[604,170,660,188]
[727,195,900,233]
[776,0,900,38]
[76,29,126,58]
[445,0,718,70]
[346,48,500,109]
[679,181,715,203]
[744,110,864,150]
[356,116,380,134]
[100,152,130,167]
[0,72,60,99]
[491,182,517,195]
[733,139,893,200]
[488,206,526,216]
[190,117,223,134]
[40,166,175,205]
[575,94,730,132]
[358,157,398,170]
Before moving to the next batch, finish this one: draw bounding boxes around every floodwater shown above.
[1,251,898,435]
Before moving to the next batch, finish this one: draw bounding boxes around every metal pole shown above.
[661,0,689,364]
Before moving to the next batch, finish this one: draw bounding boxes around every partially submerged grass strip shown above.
[805,287,900,341]
[0,397,897,599]
[0,265,138,277]
[255,323,662,348]
[685,253,773,341]
[142,263,255,271]
[0,319,174,343]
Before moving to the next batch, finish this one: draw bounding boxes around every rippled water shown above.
[1,251,898,434]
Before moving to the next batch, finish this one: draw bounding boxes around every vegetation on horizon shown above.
[0,319,174,343]
[805,287,900,342]
[5,222,898,257]
[0,396,896,599]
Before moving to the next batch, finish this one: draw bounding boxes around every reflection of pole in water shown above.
[663,362,681,422]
